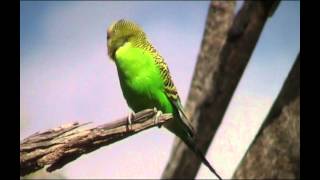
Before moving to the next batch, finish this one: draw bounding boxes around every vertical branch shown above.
[162,1,280,178]
[162,1,235,178]
[233,53,300,179]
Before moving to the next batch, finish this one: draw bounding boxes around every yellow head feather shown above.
[107,19,146,60]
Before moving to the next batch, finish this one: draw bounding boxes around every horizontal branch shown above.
[20,109,173,177]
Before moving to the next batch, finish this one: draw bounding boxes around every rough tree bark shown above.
[233,53,300,179]
[162,1,280,179]
[20,109,172,176]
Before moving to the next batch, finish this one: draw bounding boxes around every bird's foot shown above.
[127,111,135,131]
[153,107,163,128]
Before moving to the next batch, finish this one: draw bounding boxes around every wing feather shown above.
[132,38,195,137]
[149,44,195,137]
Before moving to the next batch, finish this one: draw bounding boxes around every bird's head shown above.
[107,19,146,60]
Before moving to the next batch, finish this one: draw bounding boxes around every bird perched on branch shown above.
[107,19,222,179]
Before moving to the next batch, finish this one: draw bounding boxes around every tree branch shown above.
[232,53,300,179]
[162,1,280,178]
[20,109,173,177]
[162,2,235,178]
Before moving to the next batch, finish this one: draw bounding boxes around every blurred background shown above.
[20,1,300,179]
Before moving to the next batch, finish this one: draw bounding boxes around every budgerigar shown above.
[107,19,221,179]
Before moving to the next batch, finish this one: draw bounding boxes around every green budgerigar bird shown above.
[107,19,222,179]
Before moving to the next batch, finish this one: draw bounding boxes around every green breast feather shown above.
[115,41,174,114]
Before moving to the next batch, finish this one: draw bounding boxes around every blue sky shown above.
[20,1,300,179]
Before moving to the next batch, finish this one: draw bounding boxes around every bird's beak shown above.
[107,28,114,61]
[107,47,113,60]
[107,41,116,61]
[107,43,114,61]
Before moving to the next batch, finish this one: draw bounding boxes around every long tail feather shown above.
[182,136,222,180]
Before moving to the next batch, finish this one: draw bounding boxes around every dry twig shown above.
[20,109,173,176]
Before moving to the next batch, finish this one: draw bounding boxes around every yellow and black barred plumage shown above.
[138,37,195,136]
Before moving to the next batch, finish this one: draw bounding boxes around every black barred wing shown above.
[151,44,195,137]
